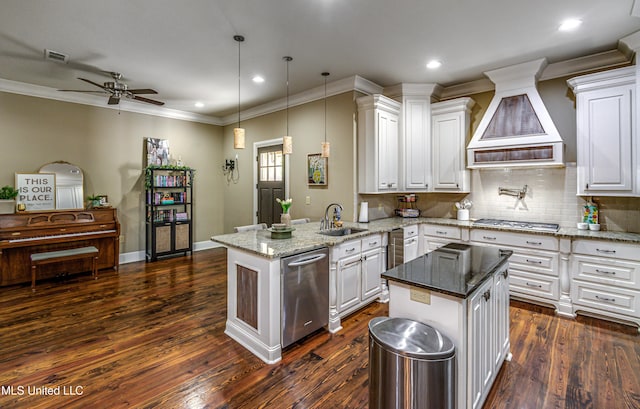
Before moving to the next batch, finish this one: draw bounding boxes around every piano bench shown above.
[30,246,99,292]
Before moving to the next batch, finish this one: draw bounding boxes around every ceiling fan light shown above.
[283,135,293,155]
[234,128,246,149]
[321,141,330,158]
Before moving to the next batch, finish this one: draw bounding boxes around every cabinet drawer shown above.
[571,254,640,289]
[362,233,383,250]
[471,229,558,251]
[422,224,462,240]
[403,224,419,238]
[571,280,639,318]
[508,250,558,276]
[334,239,362,260]
[508,269,560,301]
[572,239,640,262]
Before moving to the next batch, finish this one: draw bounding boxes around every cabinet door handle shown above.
[407,238,417,244]
[525,282,542,288]
[526,259,543,265]
[435,231,448,236]
[502,269,509,279]
[369,241,378,247]
[483,290,491,301]
[595,295,616,303]
[345,247,357,253]
[483,236,497,241]
[595,269,616,276]
[596,248,616,254]
[526,241,542,246]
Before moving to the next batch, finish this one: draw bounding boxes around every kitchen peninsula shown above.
[382,243,513,409]
[212,216,640,364]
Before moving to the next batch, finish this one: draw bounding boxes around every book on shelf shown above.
[175,212,189,221]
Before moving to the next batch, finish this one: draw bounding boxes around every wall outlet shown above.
[305,196,311,205]
[410,287,431,304]
[119,235,125,244]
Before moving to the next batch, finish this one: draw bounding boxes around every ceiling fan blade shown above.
[133,95,165,106]
[78,77,108,90]
[58,89,108,94]
[129,88,158,95]
[108,95,120,105]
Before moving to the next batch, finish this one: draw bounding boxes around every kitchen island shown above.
[211,221,392,364]
[382,243,512,409]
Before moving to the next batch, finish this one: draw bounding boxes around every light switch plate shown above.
[305,196,311,205]
[410,287,431,304]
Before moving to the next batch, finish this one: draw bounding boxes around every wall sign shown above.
[16,173,56,211]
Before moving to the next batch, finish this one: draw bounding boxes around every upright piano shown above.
[0,208,120,286]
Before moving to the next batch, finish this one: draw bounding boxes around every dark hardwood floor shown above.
[0,248,638,408]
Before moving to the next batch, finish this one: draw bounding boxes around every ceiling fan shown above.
[59,72,164,106]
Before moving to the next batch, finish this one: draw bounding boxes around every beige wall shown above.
[220,91,358,232]
[0,91,225,253]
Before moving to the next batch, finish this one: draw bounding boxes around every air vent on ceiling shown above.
[44,49,69,64]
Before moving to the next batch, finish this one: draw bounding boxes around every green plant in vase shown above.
[276,198,293,227]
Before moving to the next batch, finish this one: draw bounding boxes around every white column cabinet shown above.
[431,98,474,192]
[357,95,401,193]
[403,97,432,190]
[568,67,636,196]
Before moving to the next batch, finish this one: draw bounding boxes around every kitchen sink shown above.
[318,227,368,236]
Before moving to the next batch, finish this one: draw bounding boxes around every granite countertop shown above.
[382,243,512,298]
[211,217,640,259]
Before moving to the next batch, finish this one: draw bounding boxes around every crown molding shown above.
[219,75,383,125]
[438,48,632,100]
[0,77,225,125]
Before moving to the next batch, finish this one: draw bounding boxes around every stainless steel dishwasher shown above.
[281,247,329,348]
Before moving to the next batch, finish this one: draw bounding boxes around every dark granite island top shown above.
[382,243,513,298]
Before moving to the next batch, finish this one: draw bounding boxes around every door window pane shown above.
[260,150,284,182]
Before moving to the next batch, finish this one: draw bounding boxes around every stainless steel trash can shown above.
[369,317,455,409]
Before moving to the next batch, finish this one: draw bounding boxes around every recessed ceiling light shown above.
[559,19,582,31]
[252,75,265,83]
[194,102,204,108]
[426,60,442,69]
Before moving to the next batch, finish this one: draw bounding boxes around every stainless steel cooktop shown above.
[472,218,560,232]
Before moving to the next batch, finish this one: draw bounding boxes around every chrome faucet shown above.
[321,203,343,230]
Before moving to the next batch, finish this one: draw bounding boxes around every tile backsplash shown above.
[358,163,640,233]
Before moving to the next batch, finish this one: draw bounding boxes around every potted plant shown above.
[0,185,19,214]
[86,195,101,209]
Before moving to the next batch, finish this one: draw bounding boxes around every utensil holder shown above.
[457,209,469,221]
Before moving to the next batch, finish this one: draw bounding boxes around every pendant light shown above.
[282,56,293,155]
[233,35,245,149]
[321,72,330,158]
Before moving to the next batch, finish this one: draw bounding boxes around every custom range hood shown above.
[467,58,564,168]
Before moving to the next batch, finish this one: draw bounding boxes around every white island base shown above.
[387,265,511,409]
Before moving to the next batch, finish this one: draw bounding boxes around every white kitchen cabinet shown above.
[357,94,401,193]
[421,223,463,253]
[362,246,383,299]
[468,264,510,409]
[470,229,560,311]
[431,98,474,192]
[333,234,386,317]
[403,97,431,190]
[570,239,640,327]
[568,67,636,196]
[336,252,362,312]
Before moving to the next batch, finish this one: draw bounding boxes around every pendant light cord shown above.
[234,35,244,129]
[285,57,291,135]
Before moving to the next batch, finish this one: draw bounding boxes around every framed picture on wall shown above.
[146,138,170,167]
[307,153,328,186]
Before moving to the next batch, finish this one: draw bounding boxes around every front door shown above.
[257,145,285,226]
